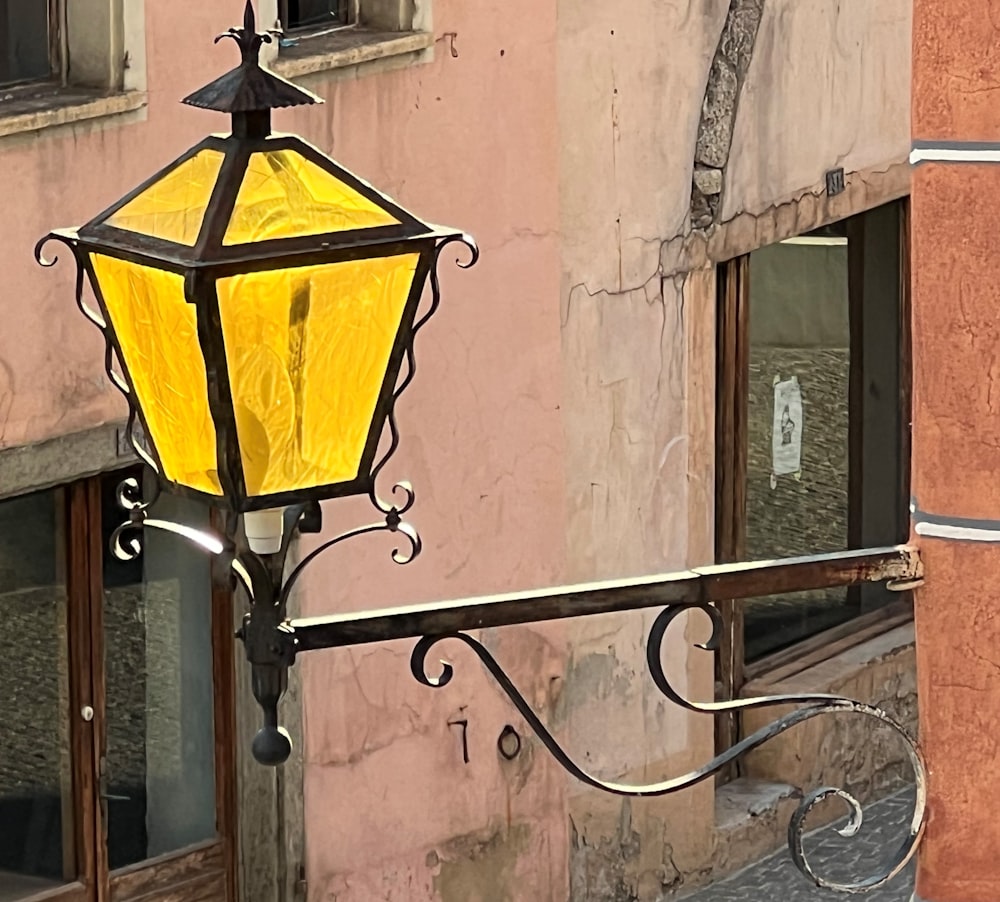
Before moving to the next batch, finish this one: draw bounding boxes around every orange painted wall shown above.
[912,4,1000,900]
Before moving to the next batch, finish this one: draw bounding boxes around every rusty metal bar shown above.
[291,544,921,651]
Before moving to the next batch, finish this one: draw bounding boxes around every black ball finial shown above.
[252,725,293,766]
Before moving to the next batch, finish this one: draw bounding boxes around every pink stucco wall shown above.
[5,0,915,898]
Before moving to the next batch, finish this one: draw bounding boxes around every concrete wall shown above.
[0,0,914,899]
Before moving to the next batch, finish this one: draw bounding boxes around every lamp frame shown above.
[41,221,465,512]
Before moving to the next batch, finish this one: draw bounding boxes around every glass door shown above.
[95,469,235,902]
[0,472,235,902]
[0,488,85,902]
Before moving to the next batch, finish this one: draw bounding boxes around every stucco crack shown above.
[966,647,1000,681]
[563,272,664,330]
[568,162,904,304]
[659,161,910,280]
[491,227,558,251]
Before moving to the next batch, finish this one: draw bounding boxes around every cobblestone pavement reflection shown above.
[679,787,916,901]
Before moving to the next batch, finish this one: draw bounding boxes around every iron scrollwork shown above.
[411,603,925,894]
[34,234,157,472]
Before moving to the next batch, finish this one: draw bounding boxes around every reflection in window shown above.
[0,489,73,898]
[101,470,217,869]
[743,208,905,660]
[280,0,348,31]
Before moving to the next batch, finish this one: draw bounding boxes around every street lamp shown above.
[37,3,926,892]
[37,0,476,765]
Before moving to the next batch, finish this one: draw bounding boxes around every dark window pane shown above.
[745,588,850,660]
[0,0,50,86]
[0,489,74,897]
[101,470,217,870]
[287,0,343,29]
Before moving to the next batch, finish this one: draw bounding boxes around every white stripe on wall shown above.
[914,521,1000,542]
[910,147,1000,164]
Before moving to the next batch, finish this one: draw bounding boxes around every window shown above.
[0,468,235,902]
[715,199,911,693]
[0,0,147,133]
[279,0,351,32]
[268,0,431,79]
[0,0,54,87]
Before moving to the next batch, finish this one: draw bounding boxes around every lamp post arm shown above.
[280,546,924,894]
[287,544,920,650]
[107,473,926,892]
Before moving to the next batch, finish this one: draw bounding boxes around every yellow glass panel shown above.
[217,254,420,497]
[92,255,222,495]
[106,149,225,247]
[223,150,400,245]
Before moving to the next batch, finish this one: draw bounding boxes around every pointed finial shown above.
[181,1,319,119]
[214,0,272,66]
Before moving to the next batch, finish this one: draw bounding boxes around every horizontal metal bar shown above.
[291,545,921,652]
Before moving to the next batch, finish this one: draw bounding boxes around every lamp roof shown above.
[74,132,434,268]
[182,1,320,114]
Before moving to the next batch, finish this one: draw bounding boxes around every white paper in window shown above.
[771,375,802,483]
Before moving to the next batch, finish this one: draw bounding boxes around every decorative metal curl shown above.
[368,233,479,517]
[105,477,251,598]
[412,605,925,895]
[279,516,422,607]
[34,235,157,471]
[215,0,273,63]
[110,475,219,559]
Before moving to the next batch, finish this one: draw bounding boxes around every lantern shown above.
[38,1,473,536]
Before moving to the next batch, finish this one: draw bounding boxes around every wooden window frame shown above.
[714,199,912,735]
[12,474,237,902]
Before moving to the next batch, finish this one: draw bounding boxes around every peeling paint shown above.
[433,823,530,902]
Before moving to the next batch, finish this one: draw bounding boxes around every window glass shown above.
[742,207,905,660]
[0,489,74,897]
[0,0,50,86]
[284,0,345,30]
[101,470,217,869]
[746,227,851,561]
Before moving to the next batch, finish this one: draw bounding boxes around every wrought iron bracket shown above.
[104,478,928,894]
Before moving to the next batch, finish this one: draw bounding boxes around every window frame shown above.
[3,471,237,902]
[713,198,912,714]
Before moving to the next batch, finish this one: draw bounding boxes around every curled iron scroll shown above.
[106,476,252,597]
[412,603,925,894]
[279,514,421,607]
[34,235,157,471]
[368,233,479,517]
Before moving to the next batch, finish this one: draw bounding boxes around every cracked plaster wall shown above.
[556,0,912,898]
[557,1,725,897]
[722,0,912,220]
